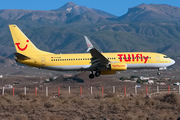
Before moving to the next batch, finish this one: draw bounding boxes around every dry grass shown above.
[0,74,180,119]
[0,93,179,119]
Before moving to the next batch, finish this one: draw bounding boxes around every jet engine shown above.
[110,62,127,71]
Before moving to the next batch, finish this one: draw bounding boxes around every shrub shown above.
[160,93,178,105]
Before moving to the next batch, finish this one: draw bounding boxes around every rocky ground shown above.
[0,93,180,120]
[0,71,179,119]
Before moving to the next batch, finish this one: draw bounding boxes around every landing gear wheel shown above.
[157,72,160,75]
[89,74,94,79]
[95,71,101,77]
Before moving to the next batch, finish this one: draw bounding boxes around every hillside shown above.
[116,4,180,23]
[0,2,180,68]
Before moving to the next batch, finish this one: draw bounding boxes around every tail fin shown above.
[9,25,51,56]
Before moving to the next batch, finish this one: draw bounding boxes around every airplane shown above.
[9,24,175,79]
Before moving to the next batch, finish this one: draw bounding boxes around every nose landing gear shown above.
[157,72,160,75]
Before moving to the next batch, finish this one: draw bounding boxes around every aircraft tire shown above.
[95,71,100,77]
[157,72,160,75]
[89,74,94,79]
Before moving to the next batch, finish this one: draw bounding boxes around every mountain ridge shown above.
[0,2,117,24]
[117,3,180,23]
[0,2,180,61]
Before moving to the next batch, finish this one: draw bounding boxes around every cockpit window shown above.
[163,56,168,58]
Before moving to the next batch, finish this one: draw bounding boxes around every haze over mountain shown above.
[0,2,180,68]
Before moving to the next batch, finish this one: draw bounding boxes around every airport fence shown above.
[1,85,180,97]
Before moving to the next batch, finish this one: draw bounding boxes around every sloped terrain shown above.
[0,2,179,60]
[117,4,180,23]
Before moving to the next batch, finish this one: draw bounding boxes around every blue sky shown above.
[1,0,180,16]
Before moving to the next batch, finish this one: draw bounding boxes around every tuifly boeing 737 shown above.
[9,25,175,79]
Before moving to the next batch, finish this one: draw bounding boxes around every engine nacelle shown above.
[110,63,127,71]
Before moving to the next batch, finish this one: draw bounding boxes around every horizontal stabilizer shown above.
[14,52,30,60]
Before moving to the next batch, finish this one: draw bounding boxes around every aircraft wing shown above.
[84,36,109,70]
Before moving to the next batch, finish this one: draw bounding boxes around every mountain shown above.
[53,2,116,18]
[0,2,117,24]
[116,4,180,23]
[0,2,180,69]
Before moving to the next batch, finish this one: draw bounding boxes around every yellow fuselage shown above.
[17,52,172,71]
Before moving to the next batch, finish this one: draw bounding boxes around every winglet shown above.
[84,36,94,52]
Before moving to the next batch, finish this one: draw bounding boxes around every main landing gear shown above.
[89,73,94,79]
[89,71,101,79]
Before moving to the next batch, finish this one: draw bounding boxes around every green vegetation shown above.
[136,79,148,84]
[119,76,128,81]
[130,75,139,79]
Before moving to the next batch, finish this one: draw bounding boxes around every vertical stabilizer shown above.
[9,25,51,56]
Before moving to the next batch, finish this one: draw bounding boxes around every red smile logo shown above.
[15,40,29,51]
